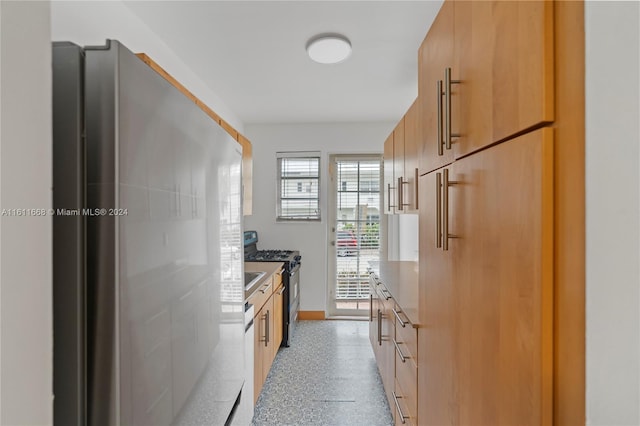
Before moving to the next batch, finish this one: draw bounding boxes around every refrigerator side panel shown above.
[84,41,120,426]
[52,41,86,426]
[115,41,245,426]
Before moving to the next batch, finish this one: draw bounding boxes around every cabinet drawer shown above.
[395,345,417,417]
[394,377,417,426]
[394,308,418,364]
[248,275,273,313]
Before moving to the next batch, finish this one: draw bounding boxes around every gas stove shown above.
[243,231,301,270]
[246,249,295,262]
[243,230,301,347]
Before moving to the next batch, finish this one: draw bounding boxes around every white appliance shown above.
[231,302,255,425]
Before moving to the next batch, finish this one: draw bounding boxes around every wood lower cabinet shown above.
[272,281,284,356]
[379,287,396,413]
[253,295,274,403]
[249,264,284,404]
[393,307,418,426]
[418,128,554,425]
[370,275,419,425]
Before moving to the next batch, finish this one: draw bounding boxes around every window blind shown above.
[277,152,321,221]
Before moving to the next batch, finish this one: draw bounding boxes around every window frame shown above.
[276,151,321,222]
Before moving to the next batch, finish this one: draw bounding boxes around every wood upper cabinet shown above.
[454,0,554,158]
[238,134,253,216]
[393,117,405,210]
[418,0,456,175]
[402,100,420,213]
[383,132,396,214]
[384,104,419,215]
[418,128,554,425]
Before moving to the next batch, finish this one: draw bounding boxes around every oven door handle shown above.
[289,265,300,277]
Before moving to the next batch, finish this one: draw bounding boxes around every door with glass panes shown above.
[328,155,382,316]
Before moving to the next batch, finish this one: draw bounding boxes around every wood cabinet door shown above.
[417,170,458,426]
[393,118,405,213]
[253,305,265,404]
[403,100,419,213]
[418,0,456,175]
[369,283,380,351]
[272,283,284,356]
[383,133,396,214]
[263,295,275,376]
[452,128,554,425]
[239,134,253,216]
[454,0,554,158]
[380,290,396,415]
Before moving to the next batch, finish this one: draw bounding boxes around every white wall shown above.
[585,2,640,425]
[0,1,53,424]
[50,0,244,132]
[244,122,394,312]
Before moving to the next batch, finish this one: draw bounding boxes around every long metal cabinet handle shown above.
[377,309,382,346]
[414,168,419,210]
[397,177,403,211]
[264,310,270,347]
[381,288,392,301]
[393,339,407,363]
[443,168,458,251]
[398,177,409,211]
[437,80,444,156]
[393,308,407,327]
[259,282,270,294]
[393,391,408,424]
[387,183,396,212]
[277,286,285,295]
[436,172,442,248]
[369,294,373,322]
[445,67,460,150]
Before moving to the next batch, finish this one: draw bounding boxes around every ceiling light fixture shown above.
[306,34,352,64]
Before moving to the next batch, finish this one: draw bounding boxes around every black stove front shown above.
[243,231,300,347]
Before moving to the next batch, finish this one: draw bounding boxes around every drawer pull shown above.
[277,286,285,295]
[392,308,407,327]
[393,391,408,424]
[259,283,270,294]
[393,339,407,363]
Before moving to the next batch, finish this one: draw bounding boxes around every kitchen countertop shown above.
[244,261,284,301]
[368,260,421,328]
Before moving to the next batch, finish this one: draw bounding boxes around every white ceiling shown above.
[124,1,443,124]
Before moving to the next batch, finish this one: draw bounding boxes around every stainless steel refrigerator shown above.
[53,40,245,426]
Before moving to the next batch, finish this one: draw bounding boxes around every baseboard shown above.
[298,310,326,320]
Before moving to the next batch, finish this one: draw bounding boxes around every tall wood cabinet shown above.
[382,0,585,424]
[418,128,553,425]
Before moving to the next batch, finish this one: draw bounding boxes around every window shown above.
[277,152,321,221]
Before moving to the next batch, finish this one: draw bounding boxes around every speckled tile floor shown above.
[252,320,393,426]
